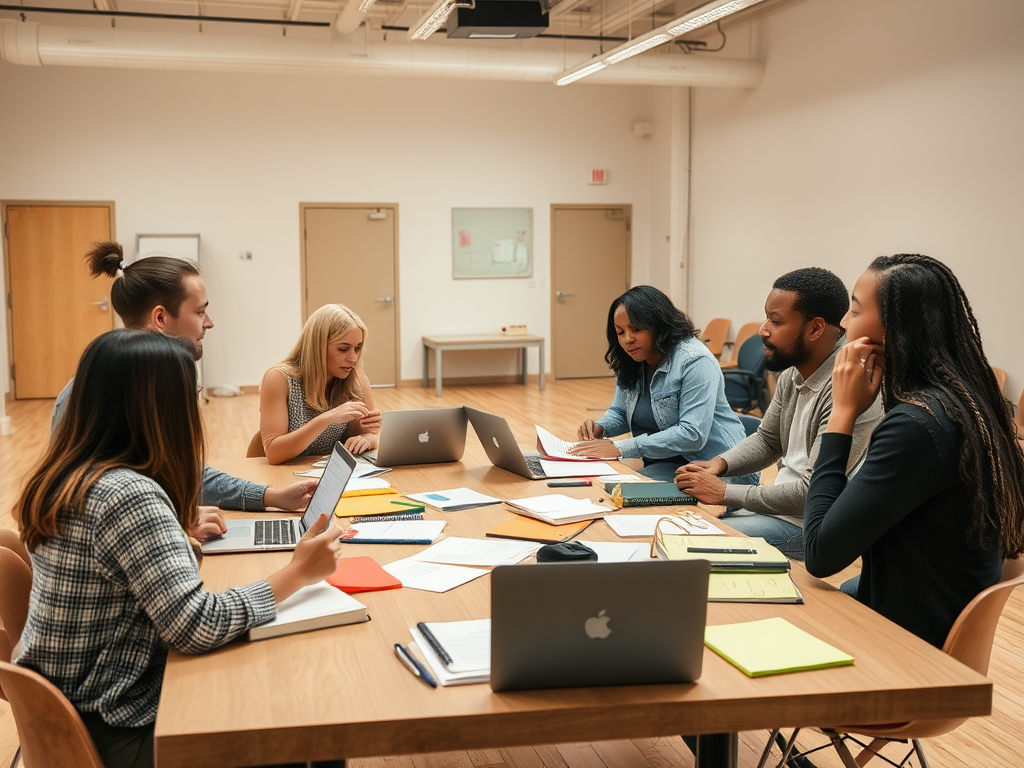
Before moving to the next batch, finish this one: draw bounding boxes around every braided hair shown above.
[869,254,1024,557]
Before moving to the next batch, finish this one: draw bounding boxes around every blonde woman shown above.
[260,305,382,464]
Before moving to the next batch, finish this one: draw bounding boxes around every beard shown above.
[187,340,204,361]
[763,336,809,372]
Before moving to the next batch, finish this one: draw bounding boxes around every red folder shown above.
[327,556,402,593]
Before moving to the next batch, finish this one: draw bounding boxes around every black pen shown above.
[394,643,438,688]
[686,547,757,554]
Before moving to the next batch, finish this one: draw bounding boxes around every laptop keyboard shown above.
[524,455,546,477]
[254,519,295,546]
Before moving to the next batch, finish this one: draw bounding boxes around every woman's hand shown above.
[344,434,378,455]
[189,506,227,541]
[267,514,342,603]
[263,480,319,511]
[827,338,884,435]
[322,400,370,426]
[359,410,383,434]
[568,439,620,459]
[577,420,605,440]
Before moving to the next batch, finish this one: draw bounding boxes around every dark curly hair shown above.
[772,267,849,328]
[604,286,699,390]
[869,253,1024,557]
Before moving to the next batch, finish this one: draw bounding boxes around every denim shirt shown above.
[596,337,746,463]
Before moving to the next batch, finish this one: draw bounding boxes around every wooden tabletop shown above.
[154,445,992,768]
[422,334,545,346]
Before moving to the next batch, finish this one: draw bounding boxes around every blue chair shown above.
[723,335,768,413]
[737,413,762,437]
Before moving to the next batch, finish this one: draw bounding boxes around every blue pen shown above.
[341,538,434,545]
[394,643,438,688]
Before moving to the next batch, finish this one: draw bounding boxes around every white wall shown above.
[689,0,1024,396]
[0,64,662,388]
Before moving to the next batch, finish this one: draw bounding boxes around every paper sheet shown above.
[575,540,653,562]
[345,520,446,543]
[537,459,617,478]
[604,515,726,538]
[410,537,541,566]
[383,558,488,592]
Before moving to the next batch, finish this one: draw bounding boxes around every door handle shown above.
[88,299,110,312]
[375,296,393,305]
[555,291,575,301]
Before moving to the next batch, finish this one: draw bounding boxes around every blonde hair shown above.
[276,304,367,412]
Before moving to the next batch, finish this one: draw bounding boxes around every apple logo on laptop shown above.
[418,430,429,443]
[584,609,611,640]
[492,437,500,449]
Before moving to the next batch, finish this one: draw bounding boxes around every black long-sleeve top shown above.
[804,395,1002,648]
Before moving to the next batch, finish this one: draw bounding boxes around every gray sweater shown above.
[720,341,883,518]
[51,378,268,511]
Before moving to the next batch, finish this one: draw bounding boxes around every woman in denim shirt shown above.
[572,286,752,484]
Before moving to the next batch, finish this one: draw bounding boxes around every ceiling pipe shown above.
[333,0,366,34]
[0,19,763,87]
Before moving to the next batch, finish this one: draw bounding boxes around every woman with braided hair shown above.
[803,254,1024,647]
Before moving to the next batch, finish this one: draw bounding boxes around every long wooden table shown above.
[154,447,992,768]
[422,334,546,397]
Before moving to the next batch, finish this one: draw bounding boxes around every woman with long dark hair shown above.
[805,254,1024,647]
[571,286,749,483]
[15,330,342,768]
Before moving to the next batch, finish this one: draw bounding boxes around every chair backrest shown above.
[701,318,731,358]
[737,414,762,437]
[732,322,762,358]
[0,547,32,648]
[0,661,106,768]
[246,431,266,458]
[0,528,31,570]
[735,333,767,374]
[991,366,1007,396]
[942,564,1024,677]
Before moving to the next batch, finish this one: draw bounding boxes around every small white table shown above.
[422,334,546,397]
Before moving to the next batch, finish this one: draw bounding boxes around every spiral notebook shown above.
[609,482,698,508]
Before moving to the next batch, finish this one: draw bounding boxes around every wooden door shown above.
[302,205,399,387]
[551,205,631,379]
[4,204,114,399]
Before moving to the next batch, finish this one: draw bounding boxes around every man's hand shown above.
[674,465,728,506]
[264,480,319,511]
[189,506,227,541]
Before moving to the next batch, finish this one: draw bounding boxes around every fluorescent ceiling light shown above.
[554,0,766,86]
[408,0,459,40]
[357,0,376,12]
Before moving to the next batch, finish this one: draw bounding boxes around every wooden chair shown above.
[0,529,31,570]
[721,322,762,368]
[246,431,266,458]
[0,661,105,768]
[992,366,1007,396]
[0,547,32,650]
[701,318,731,359]
[759,559,1024,768]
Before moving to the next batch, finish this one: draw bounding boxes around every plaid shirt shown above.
[16,468,276,728]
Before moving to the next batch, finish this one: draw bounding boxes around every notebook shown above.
[610,482,699,507]
[707,572,804,604]
[652,534,791,572]
[362,407,468,466]
[248,581,368,641]
[504,494,611,525]
[465,406,616,480]
[489,559,709,691]
[486,516,593,544]
[202,441,356,554]
[704,617,854,676]
[404,487,501,512]
[334,495,425,518]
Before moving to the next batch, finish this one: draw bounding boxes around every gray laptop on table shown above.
[465,406,574,480]
[201,441,356,554]
[490,560,709,691]
[362,407,468,466]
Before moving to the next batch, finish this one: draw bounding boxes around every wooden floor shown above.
[1,379,1023,767]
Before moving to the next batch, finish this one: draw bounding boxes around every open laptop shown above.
[362,407,468,466]
[490,560,709,691]
[202,441,356,554]
[465,406,612,480]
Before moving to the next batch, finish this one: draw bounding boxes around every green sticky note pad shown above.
[704,616,854,677]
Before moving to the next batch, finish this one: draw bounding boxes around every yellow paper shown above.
[704,617,854,677]
[334,495,423,518]
[707,572,803,603]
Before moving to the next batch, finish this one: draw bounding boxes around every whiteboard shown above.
[134,234,201,264]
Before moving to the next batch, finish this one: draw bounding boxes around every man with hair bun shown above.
[52,241,318,530]
[675,267,883,560]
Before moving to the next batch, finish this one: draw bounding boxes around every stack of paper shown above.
[704,617,854,676]
[505,494,611,525]
[405,488,501,512]
[341,520,446,545]
[411,537,541,566]
[535,425,588,460]
[410,619,491,685]
[248,582,368,641]
[604,515,726,538]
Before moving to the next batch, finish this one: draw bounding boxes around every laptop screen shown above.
[300,442,356,531]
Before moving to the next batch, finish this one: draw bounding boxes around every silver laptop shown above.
[201,441,356,554]
[465,406,574,480]
[362,407,468,466]
[490,560,709,691]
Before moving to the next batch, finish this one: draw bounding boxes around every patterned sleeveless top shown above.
[284,374,350,457]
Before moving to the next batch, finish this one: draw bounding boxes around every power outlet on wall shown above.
[239,251,253,260]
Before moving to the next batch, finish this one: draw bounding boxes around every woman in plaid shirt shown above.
[14,330,344,768]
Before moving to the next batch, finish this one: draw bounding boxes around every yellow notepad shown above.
[334,495,424,518]
[707,572,804,603]
[704,617,854,677]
